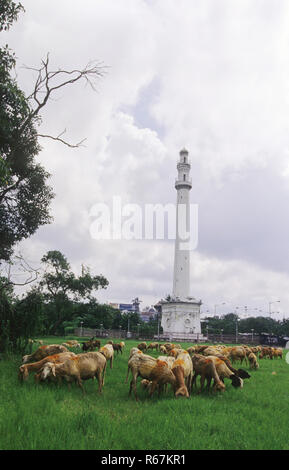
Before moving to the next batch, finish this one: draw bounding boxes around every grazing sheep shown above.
[108,343,122,355]
[248,352,259,369]
[19,352,76,382]
[186,346,196,356]
[137,342,148,352]
[259,347,272,359]
[193,345,209,354]
[272,347,283,359]
[65,340,81,349]
[99,344,114,369]
[163,343,175,352]
[126,353,177,401]
[22,344,69,364]
[202,346,230,358]
[172,351,193,398]
[147,342,159,351]
[159,345,167,354]
[119,341,125,350]
[229,346,248,365]
[196,349,250,381]
[82,338,101,352]
[191,354,226,393]
[206,356,244,389]
[39,352,107,393]
[215,355,251,380]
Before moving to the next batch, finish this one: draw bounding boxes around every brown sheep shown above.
[147,342,159,351]
[39,352,107,393]
[186,346,196,356]
[82,338,101,352]
[126,353,177,401]
[229,346,248,365]
[19,352,76,382]
[137,342,148,352]
[194,345,209,354]
[112,343,123,355]
[99,344,114,369]
[191,354,226,393]
[214,355,251,380]
[172,351,193,398]
[259,346,273,359]
[248,352,259,369]
[22,344,69,364]
[65,340,81,349]
[206,356,244,389]
[196,349,250,380]
[272,347,283,359]
[202,346,225,357]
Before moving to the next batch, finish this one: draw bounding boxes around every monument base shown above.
[160,299,203,342]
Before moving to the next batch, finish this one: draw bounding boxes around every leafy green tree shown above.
[0,1,23,32]
[0,284,44,353]
[39,251,109,334]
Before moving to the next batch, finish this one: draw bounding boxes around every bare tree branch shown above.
[0,253,41,292]
[37,129,87,148]
[19,53,107,146]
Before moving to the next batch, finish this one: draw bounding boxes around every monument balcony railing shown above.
[175,177,192,185]
[177,160,191,168]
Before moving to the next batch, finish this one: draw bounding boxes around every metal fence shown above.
[74,328,261,345]
[74,327,155,341]
[207,333,260,345]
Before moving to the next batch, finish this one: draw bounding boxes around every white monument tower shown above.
[160,148,202,341]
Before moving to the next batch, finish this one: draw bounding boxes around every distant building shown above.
[140,306,158,323]
[108,301,141,314]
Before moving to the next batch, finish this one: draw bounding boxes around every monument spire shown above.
[160,148,202,341]
[173,148,192,300]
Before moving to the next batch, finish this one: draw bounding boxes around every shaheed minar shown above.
[160,148,203,341]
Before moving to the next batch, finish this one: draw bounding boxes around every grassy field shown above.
[0,337,288,450]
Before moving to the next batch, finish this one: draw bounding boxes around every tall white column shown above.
[173,148,192,300]
[160,148,202,340]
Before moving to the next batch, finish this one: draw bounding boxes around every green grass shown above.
[0,337,288,450]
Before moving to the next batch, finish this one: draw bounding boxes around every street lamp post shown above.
[235,319,239,344]
[80,321,83,337]
[214,302,226,316]
[269,301,280,317]
[251,328,254,343]
[220,328,224,342]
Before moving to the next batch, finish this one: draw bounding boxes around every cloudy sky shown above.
[4,0,289,319]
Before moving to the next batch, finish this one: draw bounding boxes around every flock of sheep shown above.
[18,339,283,401]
